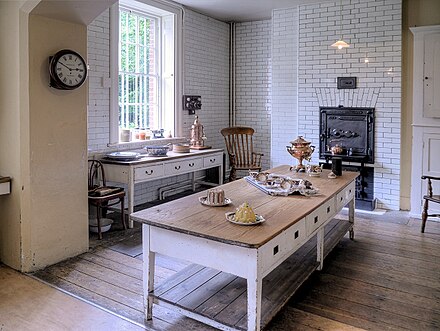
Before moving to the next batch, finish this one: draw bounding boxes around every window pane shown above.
[120,43,127,72]
[128,14,136,43]
[118,8,168,135]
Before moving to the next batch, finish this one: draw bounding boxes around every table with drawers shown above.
[131,166,358,331]
[101,149,223,227]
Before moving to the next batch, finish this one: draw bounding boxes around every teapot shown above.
[286,136,315,172]
[330,144,346,155]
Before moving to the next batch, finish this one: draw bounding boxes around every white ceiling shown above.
[172,0,333,22]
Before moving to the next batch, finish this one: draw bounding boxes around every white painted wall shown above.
[26,14,89,270]
[0,1,90,271]
[0,0,28,269]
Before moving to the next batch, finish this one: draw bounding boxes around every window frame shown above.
[109,0,182,146]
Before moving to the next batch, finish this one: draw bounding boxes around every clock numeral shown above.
[59,73,63,78]
[69,79,72,85]
[74,58,77,62]
[63,78,67,83]
[79,69,84,72]
[69,55,72,60]
[63,56,67,61]
[78,74,83,79]
[57,67,61,71]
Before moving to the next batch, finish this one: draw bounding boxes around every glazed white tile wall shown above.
[87,8,230,205]
[182,10,230,150]
[87,9,110,152]
[271,7,299,168]
[234,20,272,171]
[297,0,402,210]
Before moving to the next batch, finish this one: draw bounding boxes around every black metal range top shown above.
[319,106,375,164]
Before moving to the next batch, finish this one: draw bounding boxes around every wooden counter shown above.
[101,149,223,227]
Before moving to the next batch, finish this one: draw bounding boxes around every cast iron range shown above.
[319,106,374,164]
[319,106,376,210]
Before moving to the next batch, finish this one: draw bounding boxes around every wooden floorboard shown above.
[31,211,440,331]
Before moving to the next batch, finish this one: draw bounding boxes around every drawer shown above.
[336,181,356,210]
[283,218,307,253]
[164,158,203,175]
[260,218,306,275]
[306,198,336,236]
[203,154,222,168]
[134,164,164,182]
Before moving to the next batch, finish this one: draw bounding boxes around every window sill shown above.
[107,137,187,150]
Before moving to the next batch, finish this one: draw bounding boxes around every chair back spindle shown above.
[221,126,263,181]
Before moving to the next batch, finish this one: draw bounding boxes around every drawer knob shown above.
[145,170,154,175]
[210,158,215,163]
[175,166,181,170]
[189,163,195,167]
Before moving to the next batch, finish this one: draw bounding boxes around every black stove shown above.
[319,106,374,164]
[319,106,376,210]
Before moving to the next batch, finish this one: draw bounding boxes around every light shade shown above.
[331,40,350,49]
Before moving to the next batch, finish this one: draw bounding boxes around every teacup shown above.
[249,170,259,179]
[306,164,322,177]
[256,172,269,183]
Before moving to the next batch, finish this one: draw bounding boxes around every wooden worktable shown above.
[131,165,358,331]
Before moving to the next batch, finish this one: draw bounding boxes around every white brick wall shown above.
[234,20,272,171]
[271,7,299,168]
[297,0,402,210]
[182,10,230,150]
[87,8,230,205]
[87,9,110,152]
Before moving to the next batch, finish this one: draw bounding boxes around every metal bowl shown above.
[143,145,170,156]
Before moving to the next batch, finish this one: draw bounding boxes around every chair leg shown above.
[96,204,103,240]
[229,167,237,182]
[421,198,428,233]
[121,198,126,230]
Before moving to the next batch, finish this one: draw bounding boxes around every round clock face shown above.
[49,49,87,90]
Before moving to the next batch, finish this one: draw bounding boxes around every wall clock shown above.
[49,49,88,90]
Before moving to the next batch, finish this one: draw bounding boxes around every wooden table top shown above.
[131,165,359,248]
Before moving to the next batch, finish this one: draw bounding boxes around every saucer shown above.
[199,196,232,207]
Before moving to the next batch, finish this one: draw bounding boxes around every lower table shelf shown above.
[151,218,352,331]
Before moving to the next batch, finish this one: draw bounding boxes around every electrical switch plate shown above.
[183,95,202,115]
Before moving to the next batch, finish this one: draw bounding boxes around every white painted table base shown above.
[102,149,223,228]
[139,183,355,331]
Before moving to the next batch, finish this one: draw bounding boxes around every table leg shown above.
[142,225,155,320]
[348,198,355,240]
[316,228,324,270]
[192,171,196,192]
[128,172,135,228]
[219,164,224,185]
[247,271,262,331]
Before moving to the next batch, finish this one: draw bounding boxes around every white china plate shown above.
[225,212,265,226]
[307,172,321,177]
[106,151,140,160]
[199,197,232,207]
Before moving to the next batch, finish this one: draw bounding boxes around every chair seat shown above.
[423,195,440,203]
[89,186,124,197]
[88,160,126,239]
